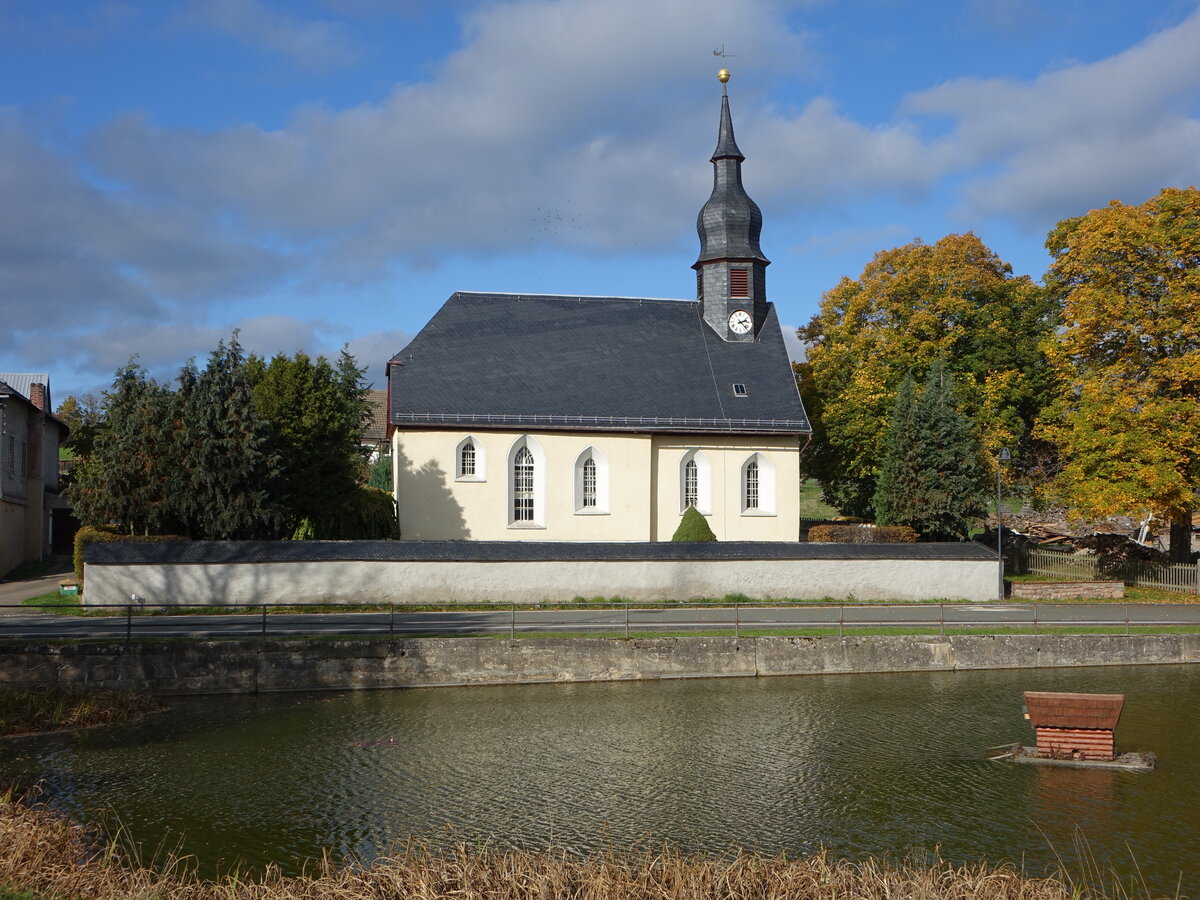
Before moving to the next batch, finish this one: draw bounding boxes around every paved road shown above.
[0,602,1197,640]
[0,571,73,613]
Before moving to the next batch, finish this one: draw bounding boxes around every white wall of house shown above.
[392,429,801,541]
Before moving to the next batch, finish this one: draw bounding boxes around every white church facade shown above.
[387,75,811,541]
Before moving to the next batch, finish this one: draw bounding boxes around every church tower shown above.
[693,69,769,342]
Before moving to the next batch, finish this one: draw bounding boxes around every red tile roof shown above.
[1024,691,1124,730]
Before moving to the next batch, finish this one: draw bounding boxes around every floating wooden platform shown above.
[988,743,1156,772]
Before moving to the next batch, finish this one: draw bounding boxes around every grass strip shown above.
[0,689,165,738]
[0,796,1151,900]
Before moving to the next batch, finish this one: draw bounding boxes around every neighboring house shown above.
[0,374,70,577]
[361,389,392,463]
[386,80,811,541]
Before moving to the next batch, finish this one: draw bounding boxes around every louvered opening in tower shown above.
[729,268,749,297]
[697,270,704,299]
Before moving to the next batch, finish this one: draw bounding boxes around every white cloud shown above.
[905,5,1200,222]
[182,0,358,69]
[781,324,807,363]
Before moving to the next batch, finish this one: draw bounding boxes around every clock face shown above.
[728,310,753,335]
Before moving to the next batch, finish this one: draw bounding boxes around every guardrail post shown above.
[261,604,267,637]
[126,604,132,643]
[510,604,516,639]
[734,603,740,639]
[625,603,630,639]
[390,606,395,637]
[939,603,944,636]
[1033,602,1038,635]
[839,603,844,639]
[1125,602,1130,635]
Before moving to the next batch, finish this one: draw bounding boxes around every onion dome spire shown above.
[694,68,769,342]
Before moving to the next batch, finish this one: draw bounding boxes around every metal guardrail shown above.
[2,601,1196,641]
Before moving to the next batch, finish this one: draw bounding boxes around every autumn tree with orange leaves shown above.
[1039,187,1200,561]
[796,233,1057,518]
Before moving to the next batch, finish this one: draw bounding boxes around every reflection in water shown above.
[1,665,1196,897]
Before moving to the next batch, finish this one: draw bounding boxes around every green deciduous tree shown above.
[1039,187,1200,561]
[55,393,103,457]
[873,362,989,541]
[796,233,1056,517]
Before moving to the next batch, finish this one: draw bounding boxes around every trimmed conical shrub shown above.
[672,506,717,541]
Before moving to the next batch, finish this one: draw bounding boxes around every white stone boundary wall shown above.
[83,556,997,606]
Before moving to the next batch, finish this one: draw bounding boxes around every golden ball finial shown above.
[717,68,730,83]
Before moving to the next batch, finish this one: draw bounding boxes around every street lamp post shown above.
[997,448,1011,602]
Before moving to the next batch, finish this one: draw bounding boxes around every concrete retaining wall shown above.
[3,633,1198,695]
[83,557,998,606]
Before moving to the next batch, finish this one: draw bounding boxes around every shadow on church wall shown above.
[393,444,470,539]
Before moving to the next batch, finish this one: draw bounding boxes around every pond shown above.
[2,664,1197,896]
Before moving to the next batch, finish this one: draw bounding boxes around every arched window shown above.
[744,460,759,510]
[507,435,545,527]
[582,458,597,507]
[740,453,776,515]
[574,446,610,514]
[679,449,711,514]
[512,447,534,522]
[454,435,486,481]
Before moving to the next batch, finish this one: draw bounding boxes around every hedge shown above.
[73,527,186,593]
[808,524,919,544]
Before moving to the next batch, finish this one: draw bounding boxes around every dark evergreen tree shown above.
[872,374,919,529]
[873,360,988,541]
[67,364,181,535]
[249,346,371,537]
[176,336,281,539]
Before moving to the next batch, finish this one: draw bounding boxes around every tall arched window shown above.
[507,435,545,527]
[740,453,776,515]
[512,447,534,522]
[460,442,476,476]
[582,458,597,507]
[744,460,759,510]
[679,449,711,514]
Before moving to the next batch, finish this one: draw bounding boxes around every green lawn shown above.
[797,479,838,518]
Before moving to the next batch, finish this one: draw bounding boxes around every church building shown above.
[387,72,811,541]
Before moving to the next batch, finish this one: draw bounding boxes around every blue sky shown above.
[4,0,1200,401]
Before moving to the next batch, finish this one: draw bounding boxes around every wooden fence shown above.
[1023,548,1200,595]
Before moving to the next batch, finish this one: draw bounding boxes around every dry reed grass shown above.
[2,795,1162,900]
[0,689,164,738]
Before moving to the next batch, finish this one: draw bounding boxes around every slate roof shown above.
[388,292,809,435]
[1024,692,1125,730]
[696,94,767,266]
[88,540,995,565]
[362,390,389,444]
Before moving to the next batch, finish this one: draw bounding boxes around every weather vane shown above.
[712,45,736,92]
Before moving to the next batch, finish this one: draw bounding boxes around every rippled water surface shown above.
[3,666,1198,895]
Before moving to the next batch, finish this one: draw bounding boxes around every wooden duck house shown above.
[1023,691,1124,761]
[1022,691,1123,763]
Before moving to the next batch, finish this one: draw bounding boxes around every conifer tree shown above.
[176,335,281,539]
[873,361,988,541]
[249,346,371,537]
[67,363,180,535]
